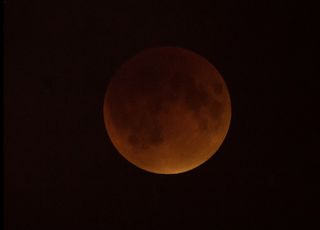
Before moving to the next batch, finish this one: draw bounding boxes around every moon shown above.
[103,47,231,174]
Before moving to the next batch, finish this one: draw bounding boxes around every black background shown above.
[4,0,317,229]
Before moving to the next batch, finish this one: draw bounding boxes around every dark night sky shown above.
[4,0,317,229]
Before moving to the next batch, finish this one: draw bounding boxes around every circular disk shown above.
[103,47,231,174]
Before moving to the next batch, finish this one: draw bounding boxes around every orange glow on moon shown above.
[103,47,231,174]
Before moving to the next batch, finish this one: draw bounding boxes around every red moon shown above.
[103,47,231,174]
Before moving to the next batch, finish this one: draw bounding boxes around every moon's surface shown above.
[103,47,231,174]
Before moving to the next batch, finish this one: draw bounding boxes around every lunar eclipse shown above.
[103,47,231,174]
